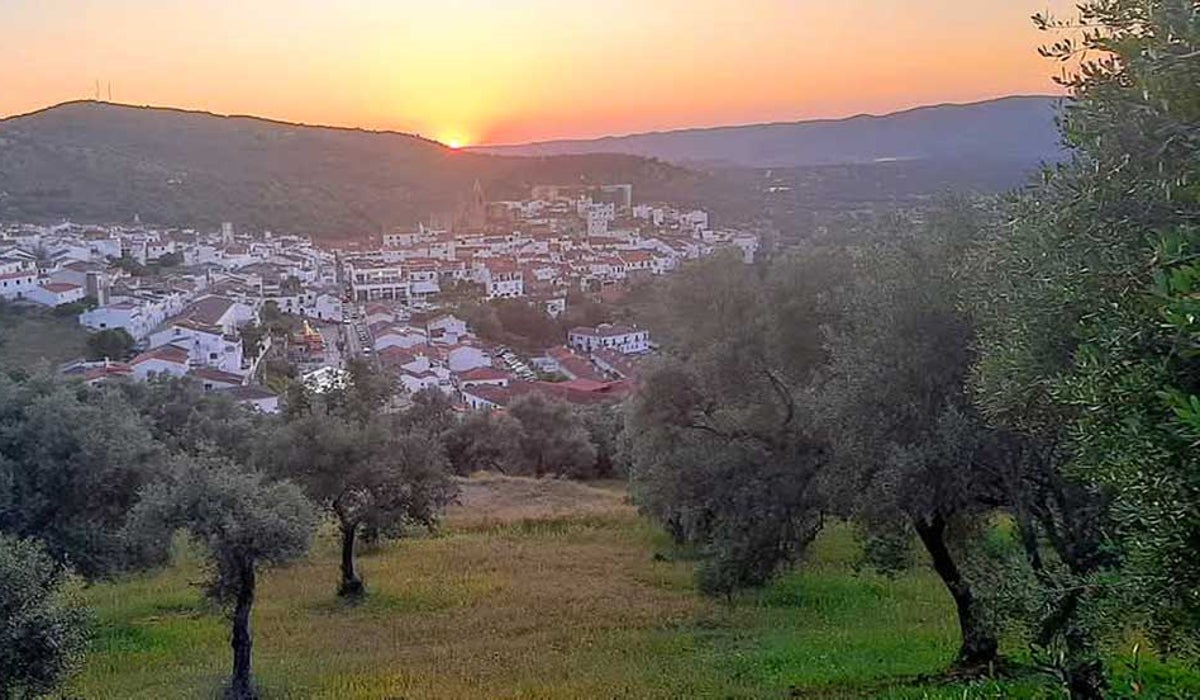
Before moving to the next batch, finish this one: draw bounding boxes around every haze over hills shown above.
[474,96,1065,169]
[0,98,1065,239]
[0,101,713,236]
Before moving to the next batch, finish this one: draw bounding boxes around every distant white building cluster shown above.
[341,182,759,311]
[1,221,344,412]
[0,182,754,416]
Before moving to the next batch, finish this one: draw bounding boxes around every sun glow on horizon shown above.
[438,132,469,150]
[0,0,1078,144]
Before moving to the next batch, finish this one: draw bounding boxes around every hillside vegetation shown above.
[0,102,719,235]
[0,303,89,373]
[68,475,1198,699]
[475,96,1064,169]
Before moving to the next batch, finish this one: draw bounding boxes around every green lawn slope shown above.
[70,475,1199,699]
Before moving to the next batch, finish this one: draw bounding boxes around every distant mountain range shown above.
[474,96,1066,169]
[0,97,1066,237]
[0,102,712,236]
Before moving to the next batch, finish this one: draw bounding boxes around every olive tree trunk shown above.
[913,514,998,668]
[227,564,257,700]
[338,521,365,598]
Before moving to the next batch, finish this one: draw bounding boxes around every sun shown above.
[439,133,469,150]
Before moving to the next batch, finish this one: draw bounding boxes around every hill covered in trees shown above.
[475,96,1065,170]
[0,102,720,236]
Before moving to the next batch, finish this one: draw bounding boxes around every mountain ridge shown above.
[473,95,1067,168]
[0,101,716,236]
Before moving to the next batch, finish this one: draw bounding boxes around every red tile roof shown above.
[39,282,81,293]
[131,345,190,366]
[457,367,510,382]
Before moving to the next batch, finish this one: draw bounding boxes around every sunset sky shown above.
[0,1,1075,147]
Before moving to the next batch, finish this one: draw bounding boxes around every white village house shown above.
[567,324,651,355]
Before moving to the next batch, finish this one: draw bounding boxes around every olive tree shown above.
[0,373,163,578]
[819,204,1010,668]
[126,458,316,700]
[0,535,90,699]
[506,394,597,478]
[265,411,457,597]
[628,251,839,594]
[969,2,1200,695]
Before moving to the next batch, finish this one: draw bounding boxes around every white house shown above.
[176,295,255,335]
[427,314,469,345]
[447,344,490,373]
[477,262,524,299]
[460,385,508,411]
[568,324,651,354]
[0,247,37,274]
[27,282,85,307]
[130,345,191,380]
[399,368,451,395]
[0,271,38,300]
[80,299,168,341]
[373,325,427,351]
[456,366,511,390]
[148,321,244,375]
[346,259,410,302]
[306,292,342,322]
[188,366,246,391]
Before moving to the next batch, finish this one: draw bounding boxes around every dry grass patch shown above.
[446,472,631,529]
[73,474,1189,698]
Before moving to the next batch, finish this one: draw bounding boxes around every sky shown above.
[0,0,1076,147]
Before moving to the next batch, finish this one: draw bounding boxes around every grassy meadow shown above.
[70,475,1198,699]
[0,304,90,372]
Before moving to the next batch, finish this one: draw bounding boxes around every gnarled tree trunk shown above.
[227,564,256,700]
[338,521,365,597]
[913,514,998,669]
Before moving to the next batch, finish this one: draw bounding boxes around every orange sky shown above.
[0,1,1076,146]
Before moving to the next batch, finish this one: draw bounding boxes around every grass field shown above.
[69,475,1199,699]
[0,303,90,372]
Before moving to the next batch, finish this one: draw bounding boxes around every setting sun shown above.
[437,132,469,149]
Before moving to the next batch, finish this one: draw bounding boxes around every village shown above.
[0,183,759,414]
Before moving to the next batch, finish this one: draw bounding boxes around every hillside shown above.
[69,474,1194,698]
[475,96,1065,169]
[0,102,716,236]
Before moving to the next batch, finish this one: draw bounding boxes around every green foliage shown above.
[110,255,146,277]
[125,456,316,604]
[52,297,95,317]
[265,374,456,596]
[0,305,91,373]
[818,202,1010,665]
[239,322,266,359]
[266,411,456,538]
[0,535,91,699]
[125,456,316,699]
[628,251,838,595]
[968,1,1200,692]
[443,411,521,475]
[85,327,135,361]
[0,373,163,578]
[116,376,269,463]
[576,404,631,478]
[506,394,598,478]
